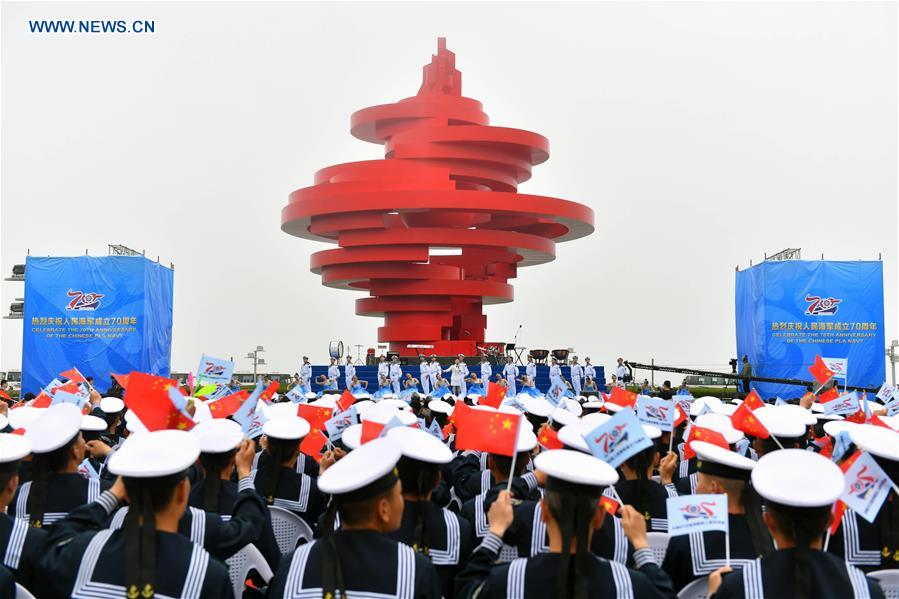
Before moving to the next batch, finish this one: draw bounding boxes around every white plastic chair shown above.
[646,531,670,564]
[869,569,899,599]
[225,543,274,599]
[268,505,314,554]
[677,576,710,599]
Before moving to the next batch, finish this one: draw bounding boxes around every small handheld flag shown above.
[809,355,835,385]
[742,390,765,411]
[335,390,356,413]
[479,382,507,409]
[207,390,248,419]
[839,451,892,523]
[818,387,840,404]
[298,403,334,431]
[730,401,770,439]
[455,410,522,457]
[538,425,564,450]
[666,494,729,536]
[683,426,729,459]
[636,396,675,432]
[582,407,652,468]
[59,367,87,384]
[607,387,637,409]
[324,406,358,442]
[299,429,327,461]
[196,354,235,384]
[599,495,620,516]
[823,392,860,416]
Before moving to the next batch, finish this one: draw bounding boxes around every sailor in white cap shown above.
[480,356,492,390]
[502,357,519,398]
[300,356,312,391]
[569,355,583,397]
[428,355,441,393]
[674,413,746,496]
[189,419,280,568]
[826,426,899,573]
[662,441,773,592]
[748,405,810,458]
[455,449,676,598]
[458,355,470,397]
[91,395,125,446]
[37,430,232,598]
[79,413,111,480]
[267,437,442,598]
[389,356,403,395]
[420,355,432,397]
[382,427,474,598]
[9,403,111,528]
[252,416,327,533]
[343,355,356,394]
[0,434,44,594]
[709,449,884,598]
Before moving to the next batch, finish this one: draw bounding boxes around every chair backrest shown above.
[869,569,899,599]
[225,543,275,599]
[677,576,710,599]
[646,531,670,564]
[15,583,37,599]
[268,505,314,554]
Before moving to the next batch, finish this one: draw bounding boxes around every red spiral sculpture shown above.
[281,38,594,356]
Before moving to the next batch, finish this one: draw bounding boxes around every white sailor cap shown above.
[690,396,723,417]
[692,441,755,480]
[191,419,243,453]
[353,400,375,416]
[265,402,301,420]
[362,405,417,426]
[386,426,452,464]
[108,430,200,478]
[557,424,590,452]
[597,406,661,439]
[580,412,611,429]
[878,416,899,432]
[0,434,31,462]
[546,407,578,427]
[100,397,125,414]
[262,416,310,441]
[427,399,453,415]
[535,449,618,490]
[318,437,402,499]
[582,399,604,411]
[191,398,212,423]
[751,449,843,507]
[0,415,7,430]
[442,393,456,401]
[754,406,807,438]
[498,402,523,416]
[378,399,412,412]
[560,398,583,417]
[340,424,364,450]
[8,407,44,431]
[124,409,148,434]
[81,414,108,432]
[775,404,816,426]
[470,404,497,413]
[304,392,318,400]
[309,397,337,409]
[823,419,860,438]
[513,423,539,453]
[520,397,554,418]
[26,403,82,453]
[695,413,744,444]
[710,403,738,417]
[848,426,899,463]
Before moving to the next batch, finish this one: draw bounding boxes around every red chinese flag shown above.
[441,422,454,438]
[53,381,81,396]
[59,368,87,384]
[112,373,130,389]
[260,381,281,403]
[809,355,835,384]
[730,401,770,439]
[479,382,507,410]
[8,401,24,411]
[607,387,637,408]
[674,403,688,428]
[297,404,333,431]
[166,410,195,431]
[123,371,183,432]
[829,500,847,536]
[360,419,386,444]
[844,409,867,425]
[868,414,891,429]
[818,387,840,403]
[743,390,765,411]
[11,428,26,436]
[815,435,834,459]
[299,429,327,461]
[208,391,248,419]
[30,392,52,408]
[335,390,356,413]
[538,425,564,450]
[0,390,10,401]
[683,425,729,459]
[599,495,620,516]
[448,400,471,426]
[455,411,521,457]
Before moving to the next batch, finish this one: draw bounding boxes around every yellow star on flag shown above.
[502,418,513,430]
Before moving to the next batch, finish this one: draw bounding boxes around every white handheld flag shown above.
[666,494,729,536]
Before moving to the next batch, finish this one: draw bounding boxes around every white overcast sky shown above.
[1,1,896,378]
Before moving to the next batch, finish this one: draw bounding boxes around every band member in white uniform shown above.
[615,357,628,383]
[327,358,340,391]
[428,355,441,391]
[300,357,312,391]
[480,357,492,384]
[584,357,596,383]
[526,357,537,390]
[377,356,389,384]
[570,356,584,396]
[419,356,432,396]
[458,355,469,396]
[502,357,520,397]
[549,358,563,391]
[389,356,402,395]
[343,356,355,393]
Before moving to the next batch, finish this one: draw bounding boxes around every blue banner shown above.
[22,256,174,394]
[736,260,885,398]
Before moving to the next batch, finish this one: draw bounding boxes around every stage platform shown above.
[305,365,606,394]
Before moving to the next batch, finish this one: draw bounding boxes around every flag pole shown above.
[725,492,731,568]
[823,529,831,552]
[770,434,785,450]
[506,416,523,494]
[609,484,625,507]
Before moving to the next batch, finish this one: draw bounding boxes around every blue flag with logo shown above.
[286,385,307,403]
[582,407,652,468]
[824,391,860,416]
[841,452,893,523]
[232,380,267,438]
[832,430,852,462]
[636,396,675,432]
[428,418,445,441]
[324,406,358,442]
[51,390,84,408]
[196,354,234,384]
[546,382,565,407]
[666,494,729,536]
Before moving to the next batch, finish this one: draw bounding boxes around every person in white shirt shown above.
[388,356,402,394]
[569,355,584,396]
[444,358,464,397]
[419,356,432,396]
[480,357,492,383]
[428,355,440,391]
[457,354,469,396]
[327,358,340,390]
[502,357,519,397]
[300,357,312,390]
[584,357,596,382]
[615,357,628,383]
[377,355,389,382]
[525,357,537,389]
[343,356,356,392]
[549,358,562,389]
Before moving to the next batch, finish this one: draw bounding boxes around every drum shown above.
[329,341,344,359]
[529,349,549,364]
[551,349,570,363]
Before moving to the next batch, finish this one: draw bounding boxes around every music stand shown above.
[506,343,527,366]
